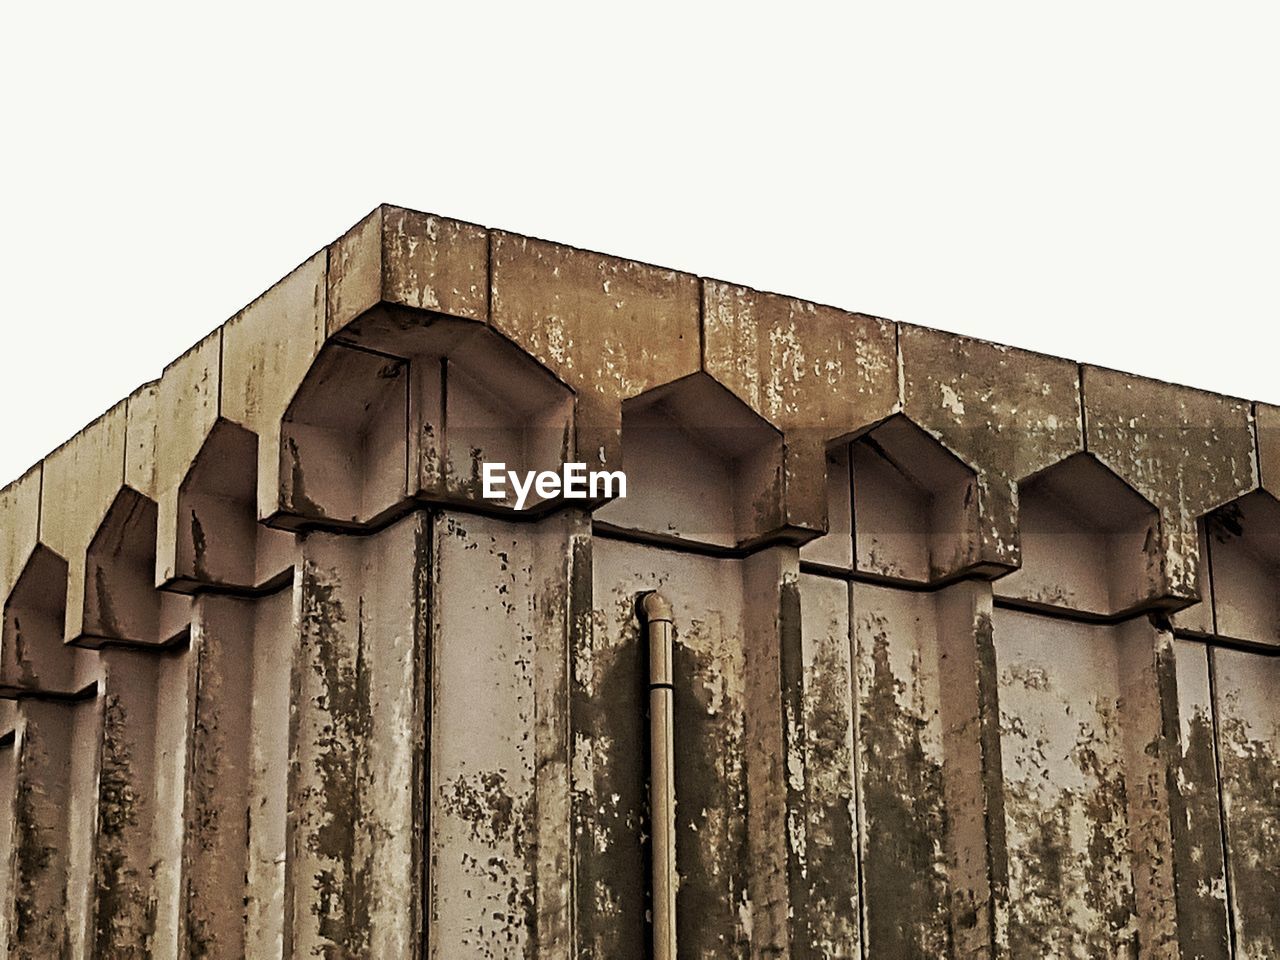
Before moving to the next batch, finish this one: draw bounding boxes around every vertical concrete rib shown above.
[181,594,253,958]
[8,699,80,958]
[179,588,294,959]
[935,582,1009,958]
[0,708,13,957]
[428,509,582,958]
[244,586,295,960]
[854,579,1009,959]
[795,572,861,958]
[86,641,199,959]
[1169,639,1232,960]
[285,512,430,959]
[1211,648,1280,959]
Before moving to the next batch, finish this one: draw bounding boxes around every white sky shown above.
[2,3,1277,485]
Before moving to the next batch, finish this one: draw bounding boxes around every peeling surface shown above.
[0,205,1278,958]
[93,684,158,959]
[490,230,701,473]
[585,539,754,958]
[182,596,256,959]
[10,704,73,959]
[327,206,489,337]
[994,609,1141,958]
[853,583,954,958]
[288,515,429,958]
[900,324,1084,568]
[1083,366,1256,600]
[571,536,646,960]
[702,283,898,531]
[430,512,550,958]
[795,574,859,958]
[1213,648,1280,960]
[1170,640,1231,960]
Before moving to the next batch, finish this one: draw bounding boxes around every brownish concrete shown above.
[0,205,1275,958]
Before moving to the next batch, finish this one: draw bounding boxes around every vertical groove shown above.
[439,357,449,488]
[182,616,206,955]
[845,441,869,959]
[417,515,433,960]
[565,519,583,959]
[847,576,869,960]
[404,357,412,497]
[423,518,438,960]
[1202,526,1239,958]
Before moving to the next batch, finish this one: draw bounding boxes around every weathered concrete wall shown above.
[0,205,1275,958]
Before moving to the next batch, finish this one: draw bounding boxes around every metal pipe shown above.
[641,591,676,960]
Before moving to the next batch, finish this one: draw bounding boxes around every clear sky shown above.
[2,2,1277,485]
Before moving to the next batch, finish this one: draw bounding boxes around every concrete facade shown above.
[0,204,1275,958]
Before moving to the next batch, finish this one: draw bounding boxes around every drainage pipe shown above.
[642,591,676,960]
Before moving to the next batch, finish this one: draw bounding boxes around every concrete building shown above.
[0,205,1275,958]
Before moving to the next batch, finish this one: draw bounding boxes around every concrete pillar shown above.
[428,509,585,958]
[284,512,431,958]
[179,588,293,958]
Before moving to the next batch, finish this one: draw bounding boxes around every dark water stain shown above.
[94,694,157,959]
[183,631,235,960]
[8,614,38,691]
[973,610,1010,934]
[1004,777,1071,958]
[1206,503,1244,542]
[412,518,432,955]
[443,771,516,847]
[571,584,647,960]
[858,613,953,959]
[184,646,215,959]
[1174,706,1231,960]
[12,722,70,959]
[299,565,372,957]
[189,508,209,582]
[778,576,809,959]
[797,616,859,957]
[93,567,122,639]
[1217,705,1280,958]
[1001,671,1137,959]
[672,627,750,959]
[750,459,784,534]
[441,765,535,946]
[285,436,325,517]
[1071,704,1135,941]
